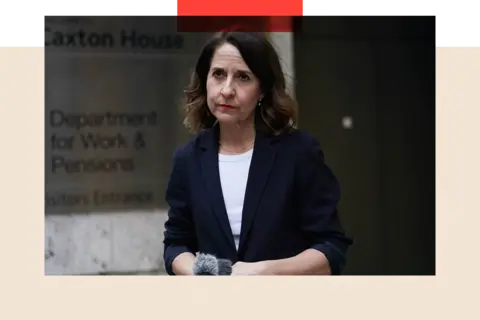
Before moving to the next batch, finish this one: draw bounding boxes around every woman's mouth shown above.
[218,104,235,109]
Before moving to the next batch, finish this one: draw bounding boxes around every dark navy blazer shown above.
[163,125,353,275]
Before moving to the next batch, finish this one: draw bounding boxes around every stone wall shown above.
[45,210,168,275]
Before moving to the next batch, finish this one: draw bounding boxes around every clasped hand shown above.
[231,260,271,275]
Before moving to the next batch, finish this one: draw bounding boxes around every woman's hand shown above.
[231,261,271,275]
[171,252,197,275]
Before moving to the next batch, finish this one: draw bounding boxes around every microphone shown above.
[192,253,232,275]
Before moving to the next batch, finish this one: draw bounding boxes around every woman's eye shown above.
[212,70,224,77]
[238,74,250,81]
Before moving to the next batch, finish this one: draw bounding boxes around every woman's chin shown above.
[214,113,239,123]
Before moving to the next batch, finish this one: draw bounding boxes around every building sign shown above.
[45,28,184,50]
[45,16,211,214]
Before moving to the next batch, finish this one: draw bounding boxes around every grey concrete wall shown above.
[270,32,295,98]
[44,17,205,275]
[45,210,168,275]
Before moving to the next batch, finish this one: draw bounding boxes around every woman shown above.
[163,31,353,276]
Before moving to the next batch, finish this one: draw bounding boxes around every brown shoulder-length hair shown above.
[182,31,298,136]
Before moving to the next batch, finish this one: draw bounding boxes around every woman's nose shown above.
[221,86,233,96]
[221,83,235,96]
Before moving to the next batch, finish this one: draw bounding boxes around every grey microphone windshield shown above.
[193,253,232,275]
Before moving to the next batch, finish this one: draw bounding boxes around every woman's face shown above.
[206,42,263,125]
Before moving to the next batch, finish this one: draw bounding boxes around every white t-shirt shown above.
[218,148,253,250]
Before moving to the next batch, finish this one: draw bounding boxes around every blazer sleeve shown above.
[294,137,353,275]
[163,147,198,275]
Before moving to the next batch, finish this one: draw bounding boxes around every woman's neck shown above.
[218,120,256,155]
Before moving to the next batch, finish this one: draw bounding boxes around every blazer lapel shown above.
[198,126,237,252]
[238,132,277,254]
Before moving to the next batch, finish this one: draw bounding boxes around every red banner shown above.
[177,0,302,16]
